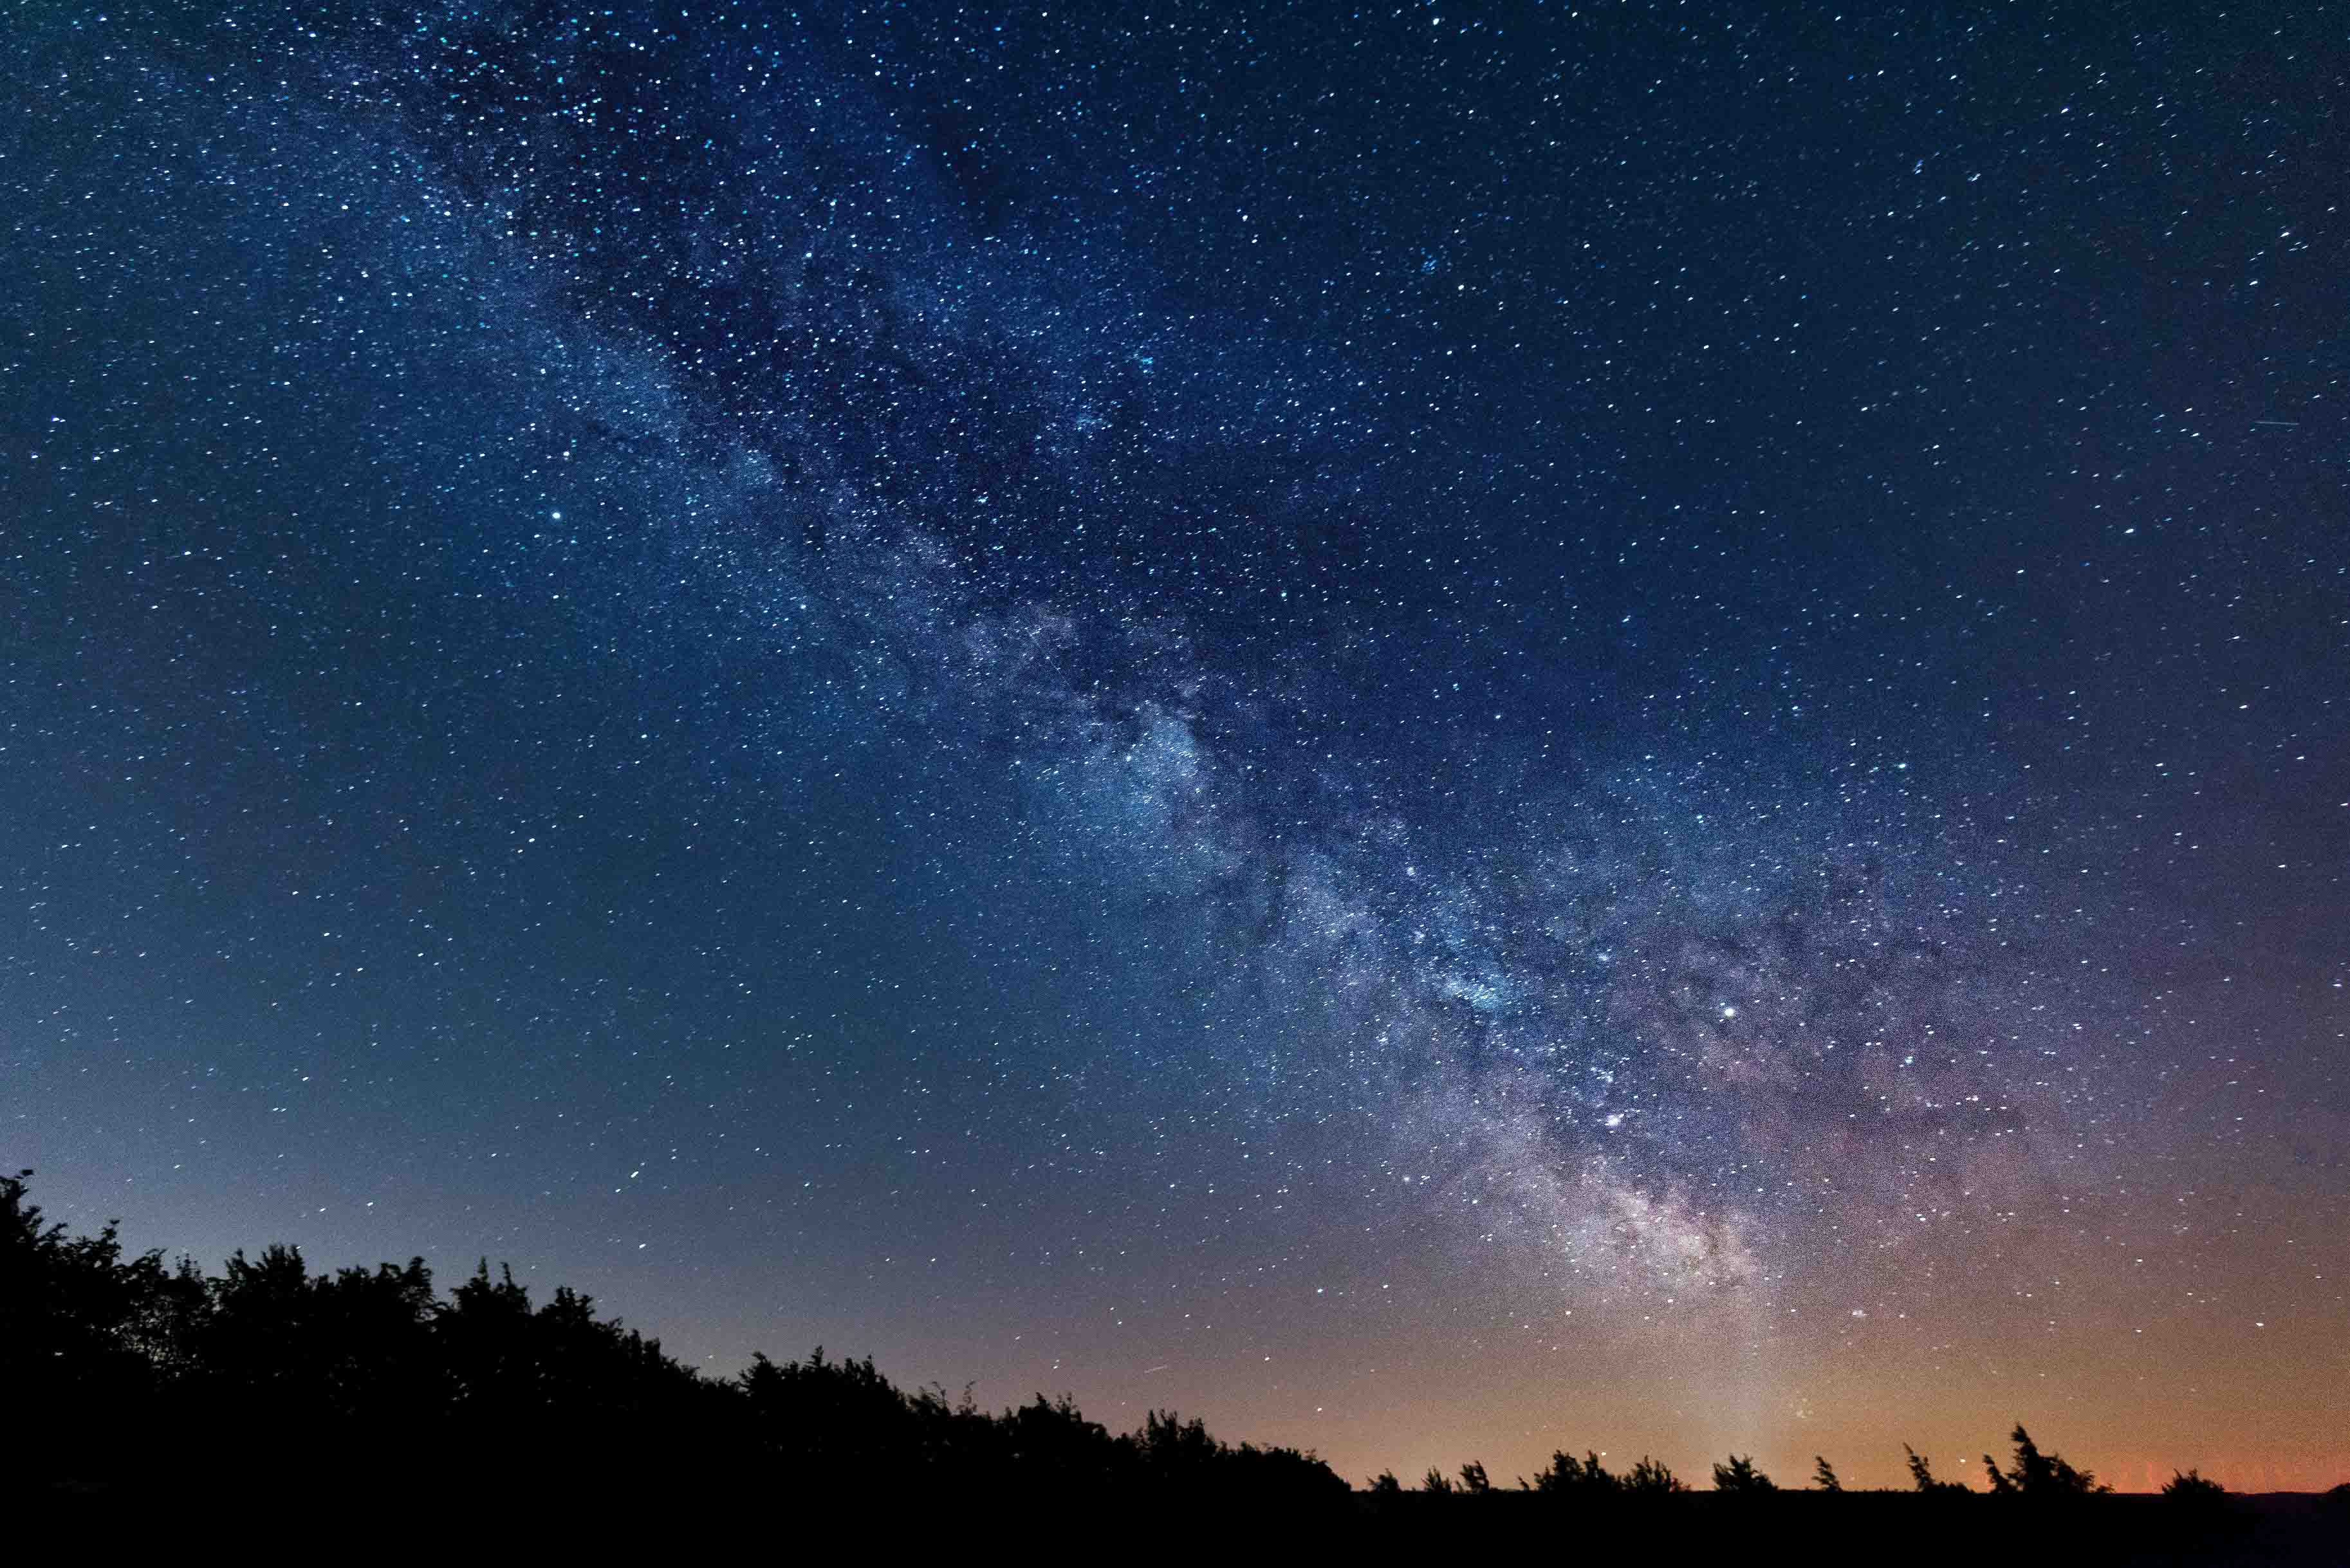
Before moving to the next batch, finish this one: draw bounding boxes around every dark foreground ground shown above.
[28,1479,2347,1562]
[1331,1491,2346,1566]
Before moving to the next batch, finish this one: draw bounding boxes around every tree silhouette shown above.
[1624,1455,1687,1493]
[1458,1459,1492,1494]
[1904,1444,1969,1494]
[1,1168,175,1479]
[2162,1469,2226,1503]
[1136,1407,1224,1491]
[1998,1424,2110,1497]
[1811,1455,1842,1492]
[1531,1449,1618,1496]
[2158,1468,2239,1547]
[1712,1453,1776,1493]
[1219,1435,1350,1505]
[997,1392,1118,1491]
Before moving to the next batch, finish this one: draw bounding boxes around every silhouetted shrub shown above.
[2162,1468,2225,1502]
[1997,1424,2110,1497]
[1624,1455,1686,1493]
[1531,1449,1618,1497]
[1904,1444,1970,1495]
[1712,1453,1775,1493]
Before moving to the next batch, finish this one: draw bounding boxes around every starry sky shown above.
[6,1,2346,1492]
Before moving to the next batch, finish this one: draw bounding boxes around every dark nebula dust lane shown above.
[5,4,2345,1488]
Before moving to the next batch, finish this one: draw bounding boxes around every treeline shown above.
[1358,1422,2338,1565]
[1383,1435,2225,1502]
[3,1170,1345,1509]
[9,1167,2342,1545]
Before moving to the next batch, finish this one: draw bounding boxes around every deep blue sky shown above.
[5,3,2345,1488]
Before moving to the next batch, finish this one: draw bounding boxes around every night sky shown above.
[6,2,2346,1492]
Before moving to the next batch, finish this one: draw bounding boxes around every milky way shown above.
[7,5,2345,1488]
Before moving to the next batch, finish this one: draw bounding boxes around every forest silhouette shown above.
[6,1169,2343,1557]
